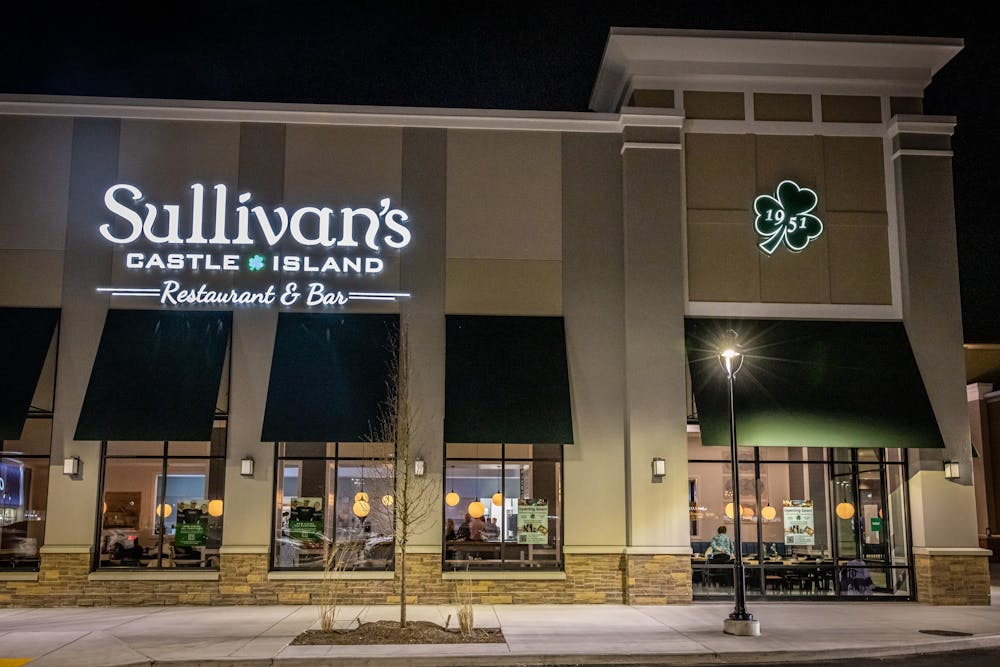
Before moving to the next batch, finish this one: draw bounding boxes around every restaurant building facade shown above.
[0,29,990,607]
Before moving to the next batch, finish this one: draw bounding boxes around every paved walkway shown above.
[1,588,999,666]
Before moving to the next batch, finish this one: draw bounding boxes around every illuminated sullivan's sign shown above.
[96,183,412,307]
[753,180,823,255]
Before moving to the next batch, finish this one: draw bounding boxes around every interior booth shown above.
[686,318,941,600]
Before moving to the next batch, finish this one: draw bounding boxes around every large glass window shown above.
[443,443,562,571]
[273,442,394,571]
[1,418,52,570]
[689,435,912,600]
[96,424,227,569]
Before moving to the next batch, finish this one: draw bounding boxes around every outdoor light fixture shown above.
[717,329,759,636]
[944,460,960,480]
[414,456,425,477]
[651,457,667,479]
[240,457,254,476]
[62,457,80,476]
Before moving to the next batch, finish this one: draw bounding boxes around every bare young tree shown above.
[367,324,438,628]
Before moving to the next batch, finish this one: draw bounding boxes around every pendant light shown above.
[353,460,370,518]
[445,464,460,506]
[760,473,776,521]
[467,455,485,518]
[836,501,855,520]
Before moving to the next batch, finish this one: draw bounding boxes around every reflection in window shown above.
[0,418,52,570]
[273,442,394,571]
[96,424,227,569]
[443,443,562,571]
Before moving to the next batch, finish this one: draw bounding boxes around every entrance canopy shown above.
[75,310,231,441]
[261,313,397,443]
[445,315,573,444]
[685,317,944,449]
[0,307,59,439]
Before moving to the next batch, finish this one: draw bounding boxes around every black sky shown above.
[2,2,996,341]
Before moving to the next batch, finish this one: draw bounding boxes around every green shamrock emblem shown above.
[754,180,823,255]
[247,254,265,271]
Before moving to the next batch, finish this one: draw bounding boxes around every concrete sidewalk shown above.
[1,589,999,666]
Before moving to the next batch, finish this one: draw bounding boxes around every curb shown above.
[142,632,1000,666]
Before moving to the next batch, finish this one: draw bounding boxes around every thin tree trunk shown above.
[399,548,407,627]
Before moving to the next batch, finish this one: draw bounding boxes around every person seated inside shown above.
[483,517,500,541]
[706,525,735,557]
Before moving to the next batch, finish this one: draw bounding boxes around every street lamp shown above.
[718,330,761,637]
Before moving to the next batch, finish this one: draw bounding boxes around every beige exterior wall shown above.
[686,133,891,305]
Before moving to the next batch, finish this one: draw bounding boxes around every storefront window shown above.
[443,443,562,571]
[96,423,227,569]
[272,442,394,571]
[0,417,51,570]
[690,440,912,600]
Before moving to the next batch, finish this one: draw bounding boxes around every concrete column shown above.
[220,124,284,553]
[44,118,119,552]
[891,115,990,601]
[561,132,626,549]
[399,128,447,549]
[620,111,690,552]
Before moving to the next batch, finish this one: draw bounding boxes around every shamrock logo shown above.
[247,254,265,271]
[754,180,823,255]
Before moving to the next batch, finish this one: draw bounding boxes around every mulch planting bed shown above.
[292,620,506,645]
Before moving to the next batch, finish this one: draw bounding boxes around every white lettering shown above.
[187,184,209,243]
[209,184,230,244]
[383,207,411,249]
[100,184,151,244]
[280,282,300,305]
[289,207,333,247]
[306,282,349,306]
[126,253,144,269]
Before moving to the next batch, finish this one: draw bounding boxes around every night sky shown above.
[2,3,996,341]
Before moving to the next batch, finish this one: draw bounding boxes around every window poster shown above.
[175,499,208,547]
[782,499,815,545]
[516,499,549,545]
[288,497,323,540]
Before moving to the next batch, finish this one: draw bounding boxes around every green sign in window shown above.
[870,517,882,532]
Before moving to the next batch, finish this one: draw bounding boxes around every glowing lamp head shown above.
[445,491,460,507]
[761,504,777,521]
[492,492,503,507]
[724,502,744,519]
[717,330,744,377]
[836,502,855,520]
[355,491,369,503]
[155,503,172,518]
[207,499,224,517]
[381,494,394,507]
[468,500,485,519]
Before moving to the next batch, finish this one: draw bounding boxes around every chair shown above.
[705,553,733,588]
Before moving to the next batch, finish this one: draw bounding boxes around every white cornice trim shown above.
[887,115,957,137]
[892,149,954,160]
[88,570,220,581]
[39,545,91,554]
[687,302,901,320]
[621,142,682,154]
[0,95,622,133]
[912,547,992,557]
[967,383,994,401]
[219,545,269,555]
[625,546,693,555]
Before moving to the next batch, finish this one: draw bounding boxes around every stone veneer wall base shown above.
[1,552,647,607]
[914,554,991,605]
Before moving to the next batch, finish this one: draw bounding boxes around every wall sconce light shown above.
[240,457,255,477]
[414,456,425,477]
[63,457,80,476]
[944,460,960,480]
[651,457,666,480]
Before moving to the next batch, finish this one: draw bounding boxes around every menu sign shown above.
[288,497,323,540]
[782,499,815,545]
[516,499,549,545]
[175,499,208,547]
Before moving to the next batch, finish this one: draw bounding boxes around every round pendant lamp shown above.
[468,500,485,519]
[761,504,777,521]
[155,503,172,518]
[207,499,224,517]
[836,501,855,520]
[492,491,503,507]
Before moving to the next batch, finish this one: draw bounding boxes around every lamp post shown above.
[718,330,760,637]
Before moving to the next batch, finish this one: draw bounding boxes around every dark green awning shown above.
[0,307,59,439]
[445,315,573,444]
[261,313,398,442]
[685,318,944,449]
[75,310,231,441]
